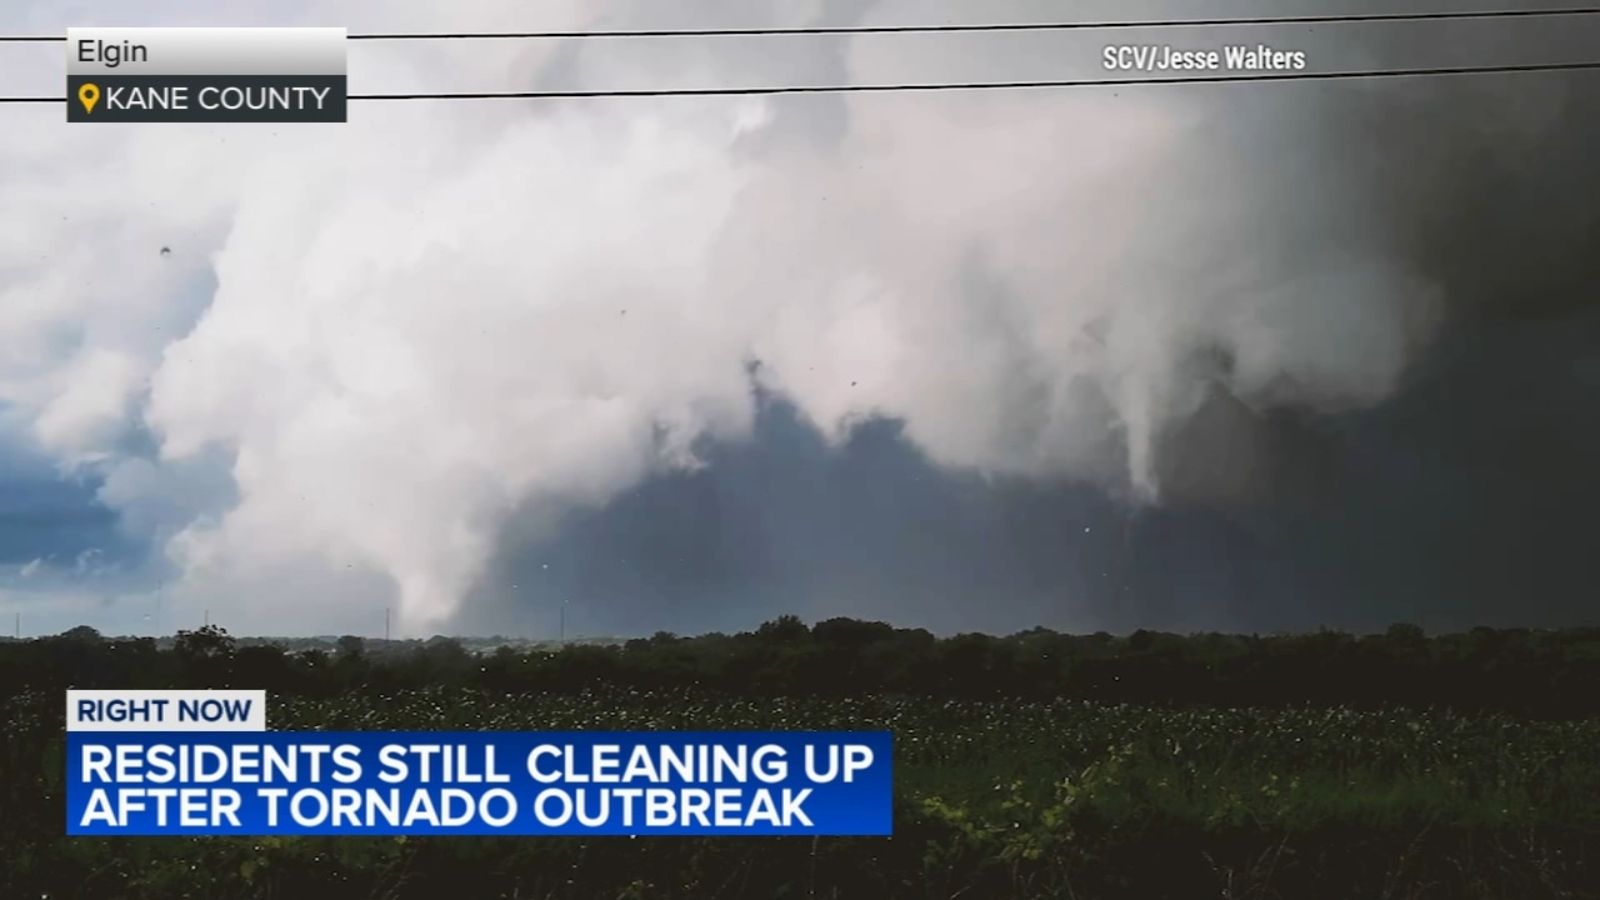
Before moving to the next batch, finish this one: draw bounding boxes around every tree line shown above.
[6,618,1600,716]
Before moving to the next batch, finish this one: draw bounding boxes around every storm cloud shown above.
[0,0,1595,636]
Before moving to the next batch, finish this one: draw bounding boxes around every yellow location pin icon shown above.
[78,83,100,115]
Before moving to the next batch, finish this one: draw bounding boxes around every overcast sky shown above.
[1,1,1596,638]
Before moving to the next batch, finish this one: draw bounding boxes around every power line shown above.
[344,60,1600,100]
[2,7,1599,42]
[347,7,1600,40]
[1,58,1596,105]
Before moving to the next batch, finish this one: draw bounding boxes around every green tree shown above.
[174,625,236,661]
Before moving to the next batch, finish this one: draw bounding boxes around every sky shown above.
[0,1,1596,639]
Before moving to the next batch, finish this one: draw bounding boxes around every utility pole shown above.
[204,609,209,628]
[13,612,18,639]
[384,607,391,642]
[559,599,566,643]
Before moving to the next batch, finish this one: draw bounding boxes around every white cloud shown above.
[0,0,1448,635]
[31,347,145,457]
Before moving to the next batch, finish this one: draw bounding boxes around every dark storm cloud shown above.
[1133,64,1600,632]
[0,478,119,567]
[460,393,1117,638]
[0,439,124,568]
[1151,65,1600,503]
[462,301,1597,639]
[457,57,1599,639]
[7,0,1596,637]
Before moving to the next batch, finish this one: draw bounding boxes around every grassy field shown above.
[7,686,1600,899]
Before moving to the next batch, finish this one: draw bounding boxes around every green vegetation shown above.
[4,620,1600,898]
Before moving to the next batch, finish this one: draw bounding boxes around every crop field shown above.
[264,690,1600,828]
[7,686,1600,899]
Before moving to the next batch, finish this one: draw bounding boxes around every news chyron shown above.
[65,690,892,836]
[66,28,347,123]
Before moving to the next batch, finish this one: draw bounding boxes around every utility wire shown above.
[343,60,1600,101]
[347,7,1600,40]
[1,58,1597,104]
[2,6,1598,41]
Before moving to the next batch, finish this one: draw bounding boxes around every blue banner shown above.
[66,731,893,836]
